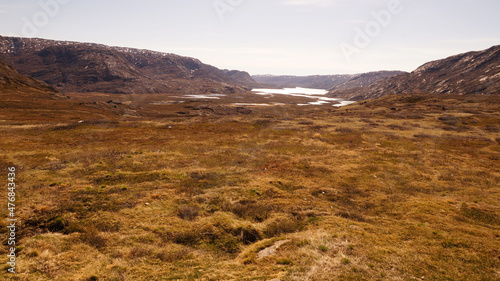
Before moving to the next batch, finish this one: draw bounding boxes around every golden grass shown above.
[0,92,499,280]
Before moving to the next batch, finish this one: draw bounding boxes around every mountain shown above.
[223,70,267,88]
[0,57,56,92]
[252,74,358,89]
[0,36,259,95]
[329,45,500,100]
[252,71,404,91]
[328,71,406,91]
[0,56,145,122]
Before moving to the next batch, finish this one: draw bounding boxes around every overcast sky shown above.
[1,0,499,75]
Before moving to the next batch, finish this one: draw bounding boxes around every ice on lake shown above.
[252,87,355,107]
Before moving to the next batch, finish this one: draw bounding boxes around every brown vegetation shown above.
[0,92,499,280]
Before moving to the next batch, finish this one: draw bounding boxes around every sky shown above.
[0,0,499,75]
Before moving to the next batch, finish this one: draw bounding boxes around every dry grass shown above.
[0,92,499,280]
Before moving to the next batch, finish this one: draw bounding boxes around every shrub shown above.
[341,258,351,265]
[156,248,191,262]
[129,246,154,258]
[335,127,355,133]
[173,231,199,246]
[92,220,121,232]
[177,205,200,220]
[214,235,240,253]
[198,223,242,253]
[79,228,107,249]
[270,181,304,192]
[460,204,500,225]
[228,200,271,222]
[319,245,329,252]
[47,216,68,233]
[438,115,459,126]
[337,211,367,222]
[234,225,262,245]
[179,172,224,195]
[276,258,293,265]
[253,119,274,128]
[263,215,301,237]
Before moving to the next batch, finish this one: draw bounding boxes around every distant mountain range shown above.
[252,71,405,90]
[0,36,261,95]
[329,45,500,100]
[1,35,498,101]
[252,74,357,89]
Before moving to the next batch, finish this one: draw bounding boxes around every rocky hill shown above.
[0,36,259,95]
[0,57,56,92]
[328,71,406,91]
[223,69,266,88]
[329,45,500,100]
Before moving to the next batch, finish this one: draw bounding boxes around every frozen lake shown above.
[166,87,355,107]
[251,87,355,107]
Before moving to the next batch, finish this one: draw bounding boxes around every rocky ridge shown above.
[329,71,406,92]
[0,36,259,95]
[329,45,500,100]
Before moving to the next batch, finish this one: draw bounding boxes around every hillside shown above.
[328,71,406,91]
[223,70,268,88]
[0,56,135,124]
[0,57,56,92]
[0,36,259,95]
[329,45,500,100]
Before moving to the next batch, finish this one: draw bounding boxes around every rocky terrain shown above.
[329,45,500,100]
[0,36,260,95]
[328,71,406,92]
[0,57,56,92]
[223,69,267,88]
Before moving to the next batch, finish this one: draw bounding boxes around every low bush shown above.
[228,200,271,222]
[177,205,200,220]
[263,215,302,237]
[79,227,107,249]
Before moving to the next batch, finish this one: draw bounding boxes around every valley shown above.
[1,89,499,280]
[65,87,354,115]
[0,37,499,280]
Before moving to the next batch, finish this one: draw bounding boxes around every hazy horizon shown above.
[1,0,499,76]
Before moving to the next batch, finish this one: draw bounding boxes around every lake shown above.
[251,87,355,107]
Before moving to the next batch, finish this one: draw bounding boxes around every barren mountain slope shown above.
[0,36,258,95]
[329,45,500,100]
